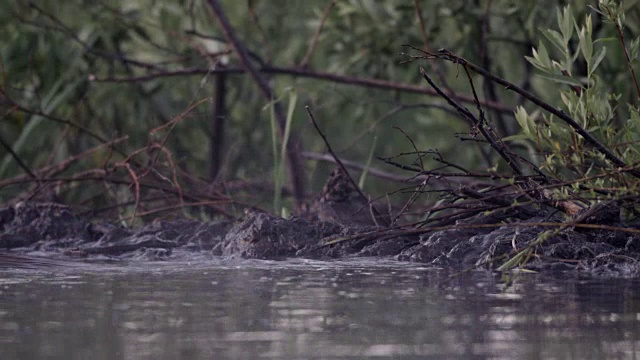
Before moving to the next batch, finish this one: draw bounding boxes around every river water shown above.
[0,255,639,359]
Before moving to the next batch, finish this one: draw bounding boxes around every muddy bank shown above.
[1,202,640,277]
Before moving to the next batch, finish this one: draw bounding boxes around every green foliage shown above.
[514,3,640,201]
[3,0,638,216]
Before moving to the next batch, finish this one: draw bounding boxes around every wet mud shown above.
[1,202,639,277]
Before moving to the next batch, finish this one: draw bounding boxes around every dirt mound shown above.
[1,202,640,277]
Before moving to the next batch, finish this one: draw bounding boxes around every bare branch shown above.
[91,65,514,114]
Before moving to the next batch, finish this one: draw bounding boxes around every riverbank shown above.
[2,201,639,277]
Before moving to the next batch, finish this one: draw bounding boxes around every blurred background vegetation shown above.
[1,0,639,222]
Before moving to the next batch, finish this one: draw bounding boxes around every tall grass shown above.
[269,88,297,216]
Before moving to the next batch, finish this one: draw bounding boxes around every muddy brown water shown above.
[1,253,639,359]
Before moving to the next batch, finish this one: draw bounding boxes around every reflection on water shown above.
[1,256,639,359]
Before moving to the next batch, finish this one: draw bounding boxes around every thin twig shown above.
[299,0,336,68]
[393,127,425,170]
[305,106,367,202]
[246,1,272,62]
[0,95,119,150]
[0,132,36,179]
[604,5,640,101]
[420,67,524,177]
[412,0,453,95]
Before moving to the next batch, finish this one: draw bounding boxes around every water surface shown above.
[1,256,639,359]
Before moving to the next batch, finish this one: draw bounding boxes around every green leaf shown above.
[629,37,640,63]
[524,56,544,72]
[559,6,574,43]
[514,106,531,135]
[526,42,553,72]
[593,37,617,44]
[536,73,584,87]
[589,46,607,76]
[578,17,593,63]
[268,101,280,212]
[587,5,605,17]
[541,29,567,55]
[359,135,378,188]
[497,250,528,271]
[502,133,535,142]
